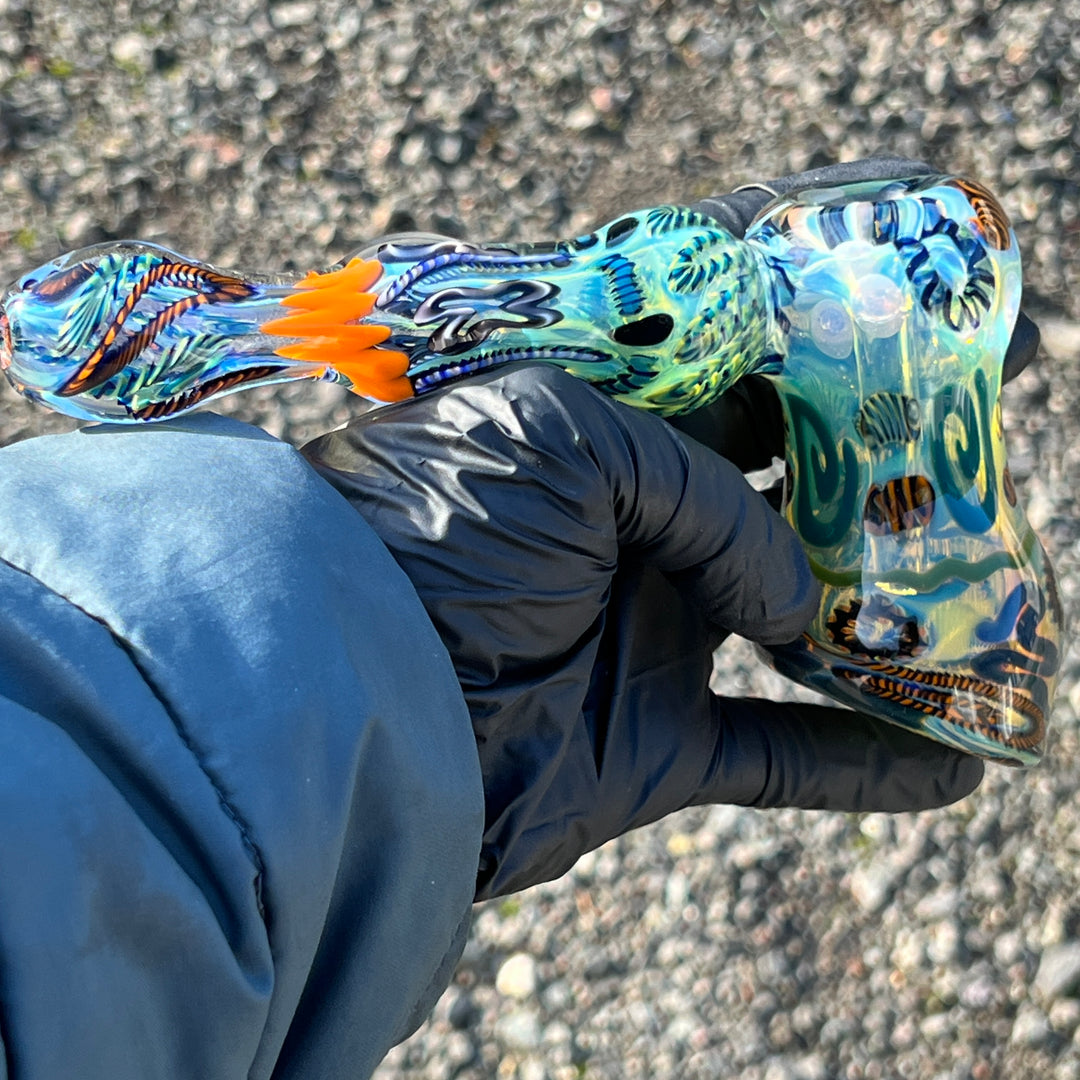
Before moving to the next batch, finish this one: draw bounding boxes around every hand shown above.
[302,362,983,901]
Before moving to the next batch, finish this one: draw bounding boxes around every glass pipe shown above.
[0,176,1062,764]
[746,177,1060,767]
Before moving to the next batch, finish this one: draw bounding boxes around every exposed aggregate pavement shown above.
[1,2,1079,1077]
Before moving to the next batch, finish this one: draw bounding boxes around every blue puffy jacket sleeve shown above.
[0,413,483,1080]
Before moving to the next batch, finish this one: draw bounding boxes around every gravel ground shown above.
[1,1,1078,1077]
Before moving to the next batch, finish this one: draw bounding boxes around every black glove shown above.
[302,364,983,901]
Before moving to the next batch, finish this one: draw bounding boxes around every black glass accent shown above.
[605,216,639,246]
[611,313,674,347]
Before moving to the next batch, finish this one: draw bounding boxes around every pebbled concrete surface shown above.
[1,2,1078,1077]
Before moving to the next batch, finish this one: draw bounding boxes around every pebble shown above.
[494,1009,543,1052]
[1011,1003,1052,1047]
[1037,943,1080,1001]
[920,1012,953,1040]
[1041,319,1080,361]
[518,1058,547,1080]
[926,920,960,965]
[792,1053,829,1080]
[989,928,1023,972]
[445,989,477,1030]
[444,1032,474,1068]
[1050,999,1080,1035]
[849,860,899,913]
[763,1061,796,1080]
[269,1,318,29]
[398,134,427,168]
[540,980,572,1012]
[495,954,539,1000]
[110,33,148,68]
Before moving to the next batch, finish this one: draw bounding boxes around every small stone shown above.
[61,209,94,245]
[542,979,572,1011]
[399,134,427,168]
[496,953,539,1000]
[819,1016,856,1046]
[927,920,960,965]
[543,1020,573,1046]
[664,872,689,910]
[750,990,780,1019]
[254,77,278,102]
[891,1017,918,1050]
[111,33,148,68]
[792,1053,829,1080]
[970,866,1006,903]
[573,850,597,879]
[850,861,898,913]
[1040,319,1080,362]
[1011,1002,1051,1047]
[790,1003,818,1037]
[520,1058,548,1080]
[1055,1060,1080,1080]
[445,1031,475,1068]
[384,39,419,65]
[729,838,781,869]
[768,1011,795,1050]
[989,928,1023,972]
[959,973,997,1010]
[565,102,597,131]
[1036,942,1080,1001]
[382,64,411,87]
[920,1012,952,1040]
[1050,999,1080,1034]
[705,804,743,838]
[858,814,893,843]
[924,59,948,95]
[270,1,317,29]
[666,1012,699,1043]
[185,151,211,185]
[763,1061,796,1080]
[1015,122,1049,150]
[326,9,361,50]
[666,831,695,856]
[914,886,959,920]
[756,949,791,986]
[446,989,477,1029]
[434,132,463,165]
[495,1008,542,1051]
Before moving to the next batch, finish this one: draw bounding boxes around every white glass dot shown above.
[853,273,905,339]
[809,298,853,359]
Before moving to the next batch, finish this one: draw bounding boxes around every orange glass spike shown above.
[342,374,413,401]
[261,256,411,400]
[261,309,388,340]
[293,257,384,292]
[332,349,410,381]
[261,257,385,330]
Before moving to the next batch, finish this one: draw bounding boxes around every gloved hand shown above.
[302,372,982,902]
[304,157,1034,900]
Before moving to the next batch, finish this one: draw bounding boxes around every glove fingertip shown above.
[927,750,985,808]
[1003,311,1040,384]
[706,699,986,814]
